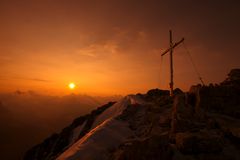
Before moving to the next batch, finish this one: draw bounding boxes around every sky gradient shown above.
[1,0,240,95]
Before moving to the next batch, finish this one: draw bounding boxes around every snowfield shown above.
[57,95,144,160]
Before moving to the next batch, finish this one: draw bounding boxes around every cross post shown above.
[161,30,184,96]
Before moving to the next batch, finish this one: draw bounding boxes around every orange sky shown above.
[1,0,240,95]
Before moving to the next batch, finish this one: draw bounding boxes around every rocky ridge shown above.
[24,69,240,160]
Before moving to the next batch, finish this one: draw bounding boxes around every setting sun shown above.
[68,83,76,90]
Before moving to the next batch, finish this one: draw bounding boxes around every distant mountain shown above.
[0,100,9,116]
[24,69,240,160]
[0,100,6,112]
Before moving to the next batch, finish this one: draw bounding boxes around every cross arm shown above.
[161,38,185,56]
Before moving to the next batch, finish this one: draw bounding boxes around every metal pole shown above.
[169,30,174,96]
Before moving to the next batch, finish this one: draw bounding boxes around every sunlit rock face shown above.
[24,69,240,160]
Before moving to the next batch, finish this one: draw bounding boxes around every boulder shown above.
[171,94,205,135]
[146,89,170,99]
[173,88,184,95]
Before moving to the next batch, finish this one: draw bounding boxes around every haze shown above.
[0,91,121,159]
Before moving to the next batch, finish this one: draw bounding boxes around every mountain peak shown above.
[24,69,240,160]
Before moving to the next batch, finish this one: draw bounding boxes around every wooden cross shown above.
[161,30,184,96]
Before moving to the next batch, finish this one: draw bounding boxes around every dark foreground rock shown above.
[112,69,240,160]
[168,69,240,160]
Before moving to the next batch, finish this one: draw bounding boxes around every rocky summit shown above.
[25,69,240,160]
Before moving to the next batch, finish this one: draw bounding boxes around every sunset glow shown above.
[0,1,239,96]
[68,83,76,90]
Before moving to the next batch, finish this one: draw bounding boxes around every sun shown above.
[68,82,76,90]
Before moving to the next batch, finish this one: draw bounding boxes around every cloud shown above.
[29,78,52,82]
[19,78,51,83]
[75,41,119,59]
[0,76,52,82]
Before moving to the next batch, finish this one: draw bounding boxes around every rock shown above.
[169,69,240,159]
[115,135,173,160]
[171,94,205,135]
[188,69,240,118]
[175,130,223,154]
[222,69,240,86]
[173,88,184,95]
[145,88,170,99]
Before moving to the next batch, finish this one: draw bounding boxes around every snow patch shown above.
[92,95,144,129]
[57,119,133,160]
